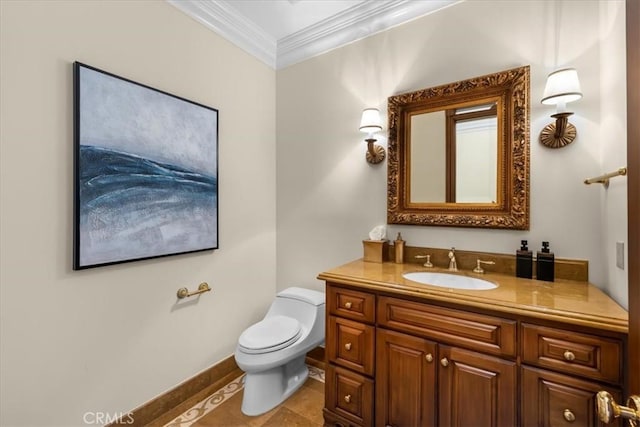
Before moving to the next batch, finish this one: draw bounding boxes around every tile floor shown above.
[163,366,325,427]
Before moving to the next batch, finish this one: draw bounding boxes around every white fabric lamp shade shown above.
[359,108,382,133]
[541,68,583,105]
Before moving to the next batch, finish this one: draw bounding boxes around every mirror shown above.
[387,66,530,229]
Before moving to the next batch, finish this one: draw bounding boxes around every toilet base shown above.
[240,355,309,416]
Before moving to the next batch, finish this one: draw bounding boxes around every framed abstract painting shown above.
[73,62,218,270]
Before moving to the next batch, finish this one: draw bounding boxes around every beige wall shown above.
[276,0,628,310]
[0,1,276,425]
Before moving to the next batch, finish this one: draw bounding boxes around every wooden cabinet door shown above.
[376,328,437,427]
[522,366,622,427]
[438,345,517,427]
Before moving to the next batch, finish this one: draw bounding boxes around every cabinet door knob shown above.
[344,342,352,351]
[344,301,352,309]
[425,353,433,363]
[563,350,576,361]
[440,357,449,367]
[344,394,351,403]
[563,409,576,422]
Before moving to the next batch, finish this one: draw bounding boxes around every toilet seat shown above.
[238,315,302,354]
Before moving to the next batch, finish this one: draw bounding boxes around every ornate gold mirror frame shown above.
[387,66,530,229]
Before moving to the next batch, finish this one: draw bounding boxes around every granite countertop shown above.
[318,259,629,333]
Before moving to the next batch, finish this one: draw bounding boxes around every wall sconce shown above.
[539,68,583,148]
[359,108,385,164]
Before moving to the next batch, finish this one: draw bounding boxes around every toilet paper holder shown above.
[177,282,211,299]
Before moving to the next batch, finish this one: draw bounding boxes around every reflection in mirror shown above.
[410,102,498,203]
[410,111,446,202]
[388,66,530,229]
[452,103,498,203]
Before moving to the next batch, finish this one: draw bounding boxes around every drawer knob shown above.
[344,302,352,309]
[563,350,576,361]
[563,409,576,422]
[441,357,449,367]
[344,394,351,403]
[425,353,433,363]
[344,342,352,351]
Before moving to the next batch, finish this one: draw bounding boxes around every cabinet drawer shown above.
[521,323,622,383]
[521,366,622,427]
[326,364,374,427]
[328,316,375,375]
[328,285,375,323]
[378,296,517,357]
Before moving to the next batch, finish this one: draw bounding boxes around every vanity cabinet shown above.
[323,281,626,427]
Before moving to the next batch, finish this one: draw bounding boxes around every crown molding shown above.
[277,0,459,69]
[168,0,277,68]
[168,0,460,70]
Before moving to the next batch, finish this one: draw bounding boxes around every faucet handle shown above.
[473,259,496,274]
[415,254,433,268]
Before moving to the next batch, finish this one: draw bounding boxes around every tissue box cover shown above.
[363,240,389,263]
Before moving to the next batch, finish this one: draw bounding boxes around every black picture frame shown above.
[73,62,218,270]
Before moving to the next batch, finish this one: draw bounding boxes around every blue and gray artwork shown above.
[77,65,217,267]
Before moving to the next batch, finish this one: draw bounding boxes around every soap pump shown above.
[536,241,555,282]
[516,240,533,279]
[394,232,405,264]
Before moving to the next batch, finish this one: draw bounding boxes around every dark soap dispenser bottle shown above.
[536,241,555,282]
[516,240,533,279]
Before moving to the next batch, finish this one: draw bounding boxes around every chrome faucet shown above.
[448,247,458,271]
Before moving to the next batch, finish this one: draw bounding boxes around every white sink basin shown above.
[402,272,497,290]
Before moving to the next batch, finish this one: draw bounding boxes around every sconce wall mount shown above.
[365,137,385,164]
[539,112,577,148]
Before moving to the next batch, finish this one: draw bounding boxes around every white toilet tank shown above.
[266,287,325,329]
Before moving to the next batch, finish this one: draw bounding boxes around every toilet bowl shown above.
[234,287,325,416]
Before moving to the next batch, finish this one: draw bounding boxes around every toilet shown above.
[234,287,325,416]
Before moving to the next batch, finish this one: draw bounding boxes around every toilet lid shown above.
[238,315,302,354]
